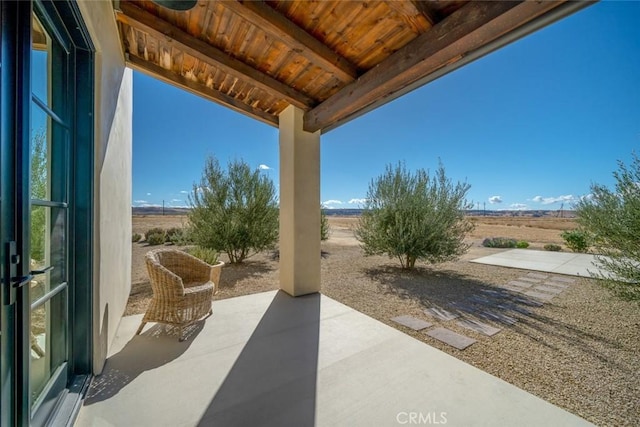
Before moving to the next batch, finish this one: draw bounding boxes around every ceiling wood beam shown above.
[223,0,359,82]
[116,0,315,110]
[385,0,434,32]
[411,1,440,26]
[304,1,564,132]
[127,54,278,127]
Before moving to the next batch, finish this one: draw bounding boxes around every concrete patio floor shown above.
[75,290,591,427]
[470,249,599,277]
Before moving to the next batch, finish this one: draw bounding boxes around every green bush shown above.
[146,232,166,246]
[132,233,142,243]
[189,156,279,264]
[482,237,517,248]
[355,161,473,270]
[516,240,529,249]
[560,230,591,253]
[186,246,219,265]
[575,153,640,300]
[31,130,47,262]
[544,244,562,252]
[145,227,165,241]
[168,226,194,245]
[321,208,330,241]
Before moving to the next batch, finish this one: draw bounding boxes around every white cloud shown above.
[146,192,151,196]
[348,198,367,205]
[180,190,189,194]
[134,200,148,204]
[322,200,343,206]
[258,164,271,170]
[531,194,577,205]
[488,195,503,204]
[510,203,528,210]
[170,198,182,202]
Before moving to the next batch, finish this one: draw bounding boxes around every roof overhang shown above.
[114,0,595,133]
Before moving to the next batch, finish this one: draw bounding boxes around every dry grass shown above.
[127,214,640,426]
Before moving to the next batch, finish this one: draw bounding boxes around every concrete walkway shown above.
[76,290,591,426]
[470,249,599,277]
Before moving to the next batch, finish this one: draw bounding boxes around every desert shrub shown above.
[132,233,142,243]
[31,130,47,262]
[165,227,194,245]
[189,156,278,264]
[575,153,640,300]
[186,246,219,265]
[145,227,165,241]
[482,237,517,248]
[516,240,529,249]
[544,244,561,252]
[321,208,330,241]
[355,161,473,270]
[561,229,591,253]
[168,226,194,245]
[146,232,165,246]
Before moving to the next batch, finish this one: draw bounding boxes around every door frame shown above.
[1,1,95,425]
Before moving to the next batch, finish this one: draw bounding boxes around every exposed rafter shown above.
[127,55,279,127]
[116,0,315,110]
[385,0,434,33]
[304,1,563,132]
[223,0,359,82]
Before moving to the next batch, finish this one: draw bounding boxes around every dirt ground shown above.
[127,214,640,426]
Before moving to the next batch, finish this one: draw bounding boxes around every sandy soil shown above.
[127,215,640,426]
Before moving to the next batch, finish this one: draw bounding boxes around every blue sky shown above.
[132,1,639,211]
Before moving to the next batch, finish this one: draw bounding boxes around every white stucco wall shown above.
[77,0,133,374]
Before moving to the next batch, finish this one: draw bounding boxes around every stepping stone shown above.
[502,285,525,294]
[548,276,575,283]
[507,280,534,289]
[516,277,542,284]
[457,319,502,336]
[480,289,505,296]
[533,285,564,295]
[448,301,478,314]
[542,281,569,289]
[425,327,476,350]
[514,297,544,307]
[391,315,433,331]
[527,272,549,280]
[497,303,532,316]
[478,311,517,325]
[524,290,555,302]
[424,307,459,321]
[468,295,491,305]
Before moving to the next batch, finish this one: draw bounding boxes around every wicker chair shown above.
[136,249,216,341]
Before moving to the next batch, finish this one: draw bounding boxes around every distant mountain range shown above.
[132,206,574,218]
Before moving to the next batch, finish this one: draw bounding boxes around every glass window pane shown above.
[30,103,50,201]
[31,14,51,107]
[30,290,67,407]
[29,206,66,304]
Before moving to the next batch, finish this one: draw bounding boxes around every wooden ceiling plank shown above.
[304,1,564,132]
[385,0,433,33]
[411,1,441,26]
[223,0,358,82]
[127,54,278,127]
[116,0,314,109]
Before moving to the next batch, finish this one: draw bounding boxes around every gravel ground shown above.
[127,222,640,426]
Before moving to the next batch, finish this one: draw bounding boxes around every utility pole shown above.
[162,200,165,216]
[483,202,486,216]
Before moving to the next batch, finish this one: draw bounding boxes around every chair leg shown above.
[135,322,146,335]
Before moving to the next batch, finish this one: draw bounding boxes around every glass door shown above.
[29,12,71,418]
[1,1,94,424]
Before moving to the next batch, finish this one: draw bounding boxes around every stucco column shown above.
[278,105,321,296]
